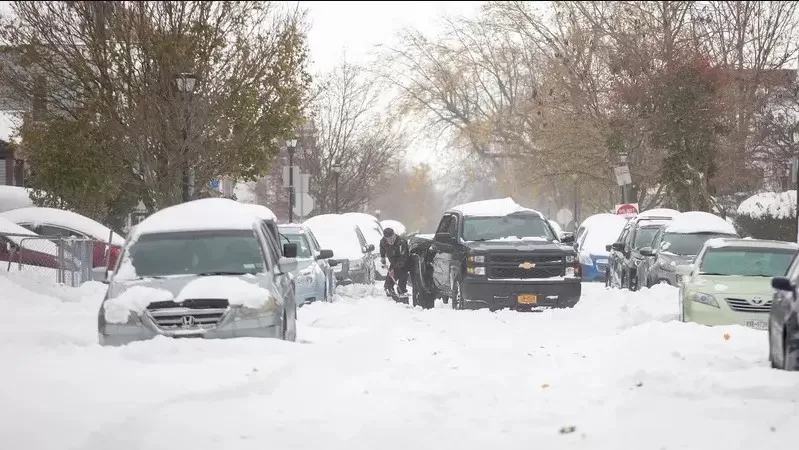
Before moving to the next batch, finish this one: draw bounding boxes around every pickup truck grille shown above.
[487,253,566,279]
[489,254,563,264]
[489,266,563,279]
[146,298,230,329]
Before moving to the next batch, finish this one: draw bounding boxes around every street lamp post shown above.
[174,73,197,203]
[333,163,341,213]
[286,138,298,223]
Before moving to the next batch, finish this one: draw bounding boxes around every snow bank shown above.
[380,219,406,236]
[304,214,365,260]
[133,198,258,236]
[0,206,124,244]
[173,276,275,308]
[581,215,628,254]
[103,285,172,324]
[450,197,543,217]
[737,190,796,219]
[665,211,737,235]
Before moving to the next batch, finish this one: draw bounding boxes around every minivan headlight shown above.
[235,296,278,319]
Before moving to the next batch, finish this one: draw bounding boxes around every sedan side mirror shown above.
[283,243,298,258]
[605,244,612,252]
[639,247,655,257]
[772,276,793,292]
[316,249,334,260]
[364,244,375,253]
[611,242,625,252]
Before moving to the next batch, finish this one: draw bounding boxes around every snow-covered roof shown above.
[380,219,406,236]
[343,212,381,227]
[0,185,34,212]
[0,207,124,245]
[581,215,628,255]
[236,203,277,222]
[665,211,738,235]
[704,237,799,250]
[303,214,365,260]
[132,198,260,237]
[736,190,796,219]
[450,197,543,217]
[637,208,680,220]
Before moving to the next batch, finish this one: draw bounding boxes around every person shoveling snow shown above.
[380,227,409,300]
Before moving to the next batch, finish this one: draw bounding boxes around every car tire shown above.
[281,310,288,341]
[784,329,799,371]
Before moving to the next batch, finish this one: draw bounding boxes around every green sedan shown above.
[677,238,799,330]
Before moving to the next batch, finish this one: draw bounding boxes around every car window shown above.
[39,225,86,239]
[259,223,281,266]
[651,228,664,249]
[436,215,452,234]
[617,224,631,244]
[284,233,313,258]
[446,215,458,237]
[305,231,321,252]
[634,226,660,249]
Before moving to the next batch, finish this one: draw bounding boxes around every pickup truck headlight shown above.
[466,266,486,276]
[689,292,718,308]
[467,255,485,264]
[565,255,576,263]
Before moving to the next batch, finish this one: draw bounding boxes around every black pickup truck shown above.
[408,200,582,311]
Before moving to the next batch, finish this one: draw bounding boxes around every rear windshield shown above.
[124,230,265,277]
[699,248,796,277]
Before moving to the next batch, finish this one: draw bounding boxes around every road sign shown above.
[293,192,315,218]
[615,203,639,219]
[614,165,632,186]
[208,178,220,191]
[556,208,573,226]
[296,173,310,194]
[282,166,301,188]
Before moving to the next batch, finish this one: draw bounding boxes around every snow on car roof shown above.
[303,214,364,260]
[665,211,737,235]
[579,213,622,229]
[704,237,799,250]
[636,208,680,220]
[449,197,543,217]
[736,190,796,219]
[343,212,381,226]
[0,185,35,212]
[0,216,61,258]
[0,206,125,245]
[132,198,260,237]
[581,215,628,254]
[236,203,278,222]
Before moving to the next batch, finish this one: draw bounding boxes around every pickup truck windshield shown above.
[462,215,556,242]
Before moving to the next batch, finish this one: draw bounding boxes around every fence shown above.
[0,232,104,287]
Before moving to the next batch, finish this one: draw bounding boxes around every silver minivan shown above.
[98,199,298,346]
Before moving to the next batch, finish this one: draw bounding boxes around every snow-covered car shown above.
[547,219,573,241]
[343,212,386,279]
[303,214,376,285]
[574,213,628,282]
[412,198,581,311]
[380,219,406,237]
[637,211,738,288]
[98,198,299,346]
[676,238,797,332]
[0,206,125,274]
[279,223,336,305]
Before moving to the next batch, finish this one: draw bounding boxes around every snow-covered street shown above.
[2,272,799,450]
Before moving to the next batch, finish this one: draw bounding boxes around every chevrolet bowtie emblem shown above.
[519,262,536,270]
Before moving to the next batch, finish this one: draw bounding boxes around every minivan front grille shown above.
[146,298,230,329]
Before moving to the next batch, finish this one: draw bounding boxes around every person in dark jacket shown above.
[380,227,410,296]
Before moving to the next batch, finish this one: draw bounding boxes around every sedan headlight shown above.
[689,292,718,308]
[349,259,362,270]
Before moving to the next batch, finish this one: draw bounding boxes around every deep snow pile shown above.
[737,190,796,219]
[2,273,799,450]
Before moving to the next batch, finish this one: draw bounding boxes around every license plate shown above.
[745,319,768,330]
[518,294,538,304]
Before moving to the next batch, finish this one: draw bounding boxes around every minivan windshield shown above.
[699,247,796,277]
[124,230,265,277]
[462,214,556,242]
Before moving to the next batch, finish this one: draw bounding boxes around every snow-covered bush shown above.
[734,190,796,241]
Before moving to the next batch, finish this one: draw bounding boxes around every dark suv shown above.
[409,200,581,311]
[606,214,674,291]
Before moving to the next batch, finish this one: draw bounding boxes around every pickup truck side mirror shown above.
[434,232,454,245]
